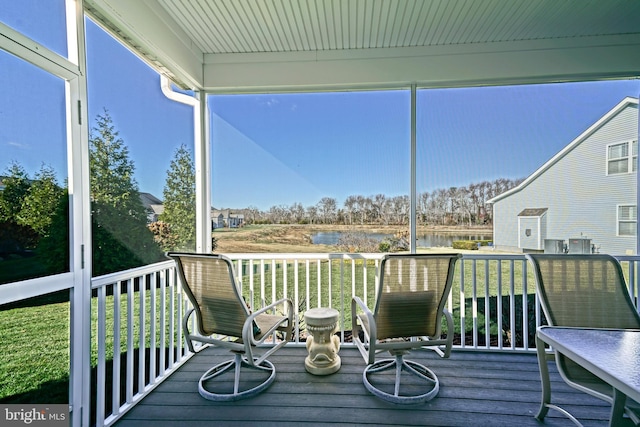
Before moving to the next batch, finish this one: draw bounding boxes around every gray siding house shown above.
[489,97,638,255]
[212,209,245,229]
[137,196,245,230]
[139,192,164,223]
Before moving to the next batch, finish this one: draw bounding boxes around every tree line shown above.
[239,178,523,227]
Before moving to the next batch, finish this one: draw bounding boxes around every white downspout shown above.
[160,76,211,253]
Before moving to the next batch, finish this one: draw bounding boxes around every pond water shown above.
[311,231,492,247]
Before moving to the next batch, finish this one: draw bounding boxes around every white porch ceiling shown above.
[85,0,640,91]
[157,0,640,54]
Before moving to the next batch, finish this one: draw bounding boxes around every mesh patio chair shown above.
[167,252,293,401]
[527,253,640,425]
[351,253,461,404]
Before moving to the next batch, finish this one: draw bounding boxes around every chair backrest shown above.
[168,252,250,337]
[527,254,640,329]
[373,254,460,340]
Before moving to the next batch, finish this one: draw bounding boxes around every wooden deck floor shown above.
[113,346,625,427]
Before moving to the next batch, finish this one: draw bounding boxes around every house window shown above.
[618,205,637,236]
[607,140,638,175]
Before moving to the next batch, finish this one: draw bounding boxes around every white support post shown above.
[67,1,91,426]
[197,92,212,253]
[410,84,417,254]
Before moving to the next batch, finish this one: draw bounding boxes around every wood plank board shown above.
[112,346,625,427]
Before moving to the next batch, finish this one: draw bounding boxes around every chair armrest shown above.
[244,298,294,346]
[252,297,293,317]
[352,296,377,364]
[352,297,375,336]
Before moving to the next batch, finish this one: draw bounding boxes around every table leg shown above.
[535,335,551,421]
[610,388,627,427]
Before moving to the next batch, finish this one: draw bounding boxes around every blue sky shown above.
[209,81,639,209]
[1,10,639,211]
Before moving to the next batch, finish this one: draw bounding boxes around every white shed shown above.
[517,208,548,251]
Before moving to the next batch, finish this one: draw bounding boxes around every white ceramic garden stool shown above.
[304,307,341,375]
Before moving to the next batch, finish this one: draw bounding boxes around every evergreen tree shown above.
[0,162,38,254]
[0,162,30,222]
[89,110,163,275]
[17,164,64,237]
[90,110,141,211]
[39,191,70,274]
[158,144,196,251]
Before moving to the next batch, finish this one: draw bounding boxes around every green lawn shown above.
[0,292,70,403]
[0,287,182,405]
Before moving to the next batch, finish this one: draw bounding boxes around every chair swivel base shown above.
[363,354,439,404]
[198,353,276,401]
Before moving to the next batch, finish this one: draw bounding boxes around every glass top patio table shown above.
[537,326,640,426]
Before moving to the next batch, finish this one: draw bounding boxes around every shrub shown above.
[446,307,501,337]
[443,294,541,348]
[148,221,179,252]
[378,241,391,252]
[452,240,478,250]
[337,231,380,253]
[379,231,409,253]
[472,294,540,348]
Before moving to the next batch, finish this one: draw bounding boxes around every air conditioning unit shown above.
[544,239,565,254]
[569,238,591,254]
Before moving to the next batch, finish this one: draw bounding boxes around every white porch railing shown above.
[90,253,640,426]
[90,260,191,427]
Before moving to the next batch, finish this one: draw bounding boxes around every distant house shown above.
[138,195,245,230]
[212,209,244,229]
[139,192,164,223]
[489,97,638,255]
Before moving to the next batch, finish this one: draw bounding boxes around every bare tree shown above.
[389,195,409,224]
[372,193,386,224]
[246,205,260,224]
[290,202,305,224]
[267,205,286,223]
[417,191,430,224]
[343,195,357,225]
[306,205,318,224]
[356,195,371,224]
[431,188,448,225]
[317,197,337,224]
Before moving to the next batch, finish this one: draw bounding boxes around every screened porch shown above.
[1,2,640,427]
